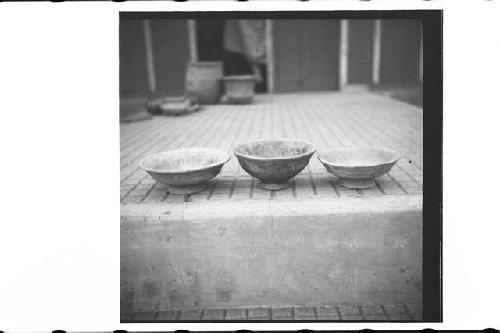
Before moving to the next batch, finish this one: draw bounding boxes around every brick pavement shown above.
[121,303,422,322]
[120,91,422,205]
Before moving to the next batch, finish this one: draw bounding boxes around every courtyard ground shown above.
[120,91,422,204]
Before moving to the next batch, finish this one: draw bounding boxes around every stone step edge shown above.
[121,195,422,222]
[121,303,422,321]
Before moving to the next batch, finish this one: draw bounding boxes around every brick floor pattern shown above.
[120,92,423,204]
[121,303,422,322]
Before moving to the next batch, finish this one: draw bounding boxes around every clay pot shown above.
[222,75,256,104]
[186,62,223,104]
[234,139,316,191]
[140,148,230,195]
[318,146,400,189]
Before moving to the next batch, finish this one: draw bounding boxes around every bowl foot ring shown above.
[166,183,209,195]
[257,181,291,191]
[339,178,376,189]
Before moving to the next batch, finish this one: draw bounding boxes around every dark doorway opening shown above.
[196,19,268,93]
[196,19,225,62]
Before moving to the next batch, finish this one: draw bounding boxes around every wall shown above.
[120,18,423,98]
[119,19,189,99]
[380,20,422,85]
[119,19,150,99]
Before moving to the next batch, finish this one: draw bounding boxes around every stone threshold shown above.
[122,303,422,322]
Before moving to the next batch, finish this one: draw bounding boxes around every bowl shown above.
[318,146,400,189]
[139,148,230,195]
[234,139,315,190]
[147,95,200,116]
[222,75,256,104]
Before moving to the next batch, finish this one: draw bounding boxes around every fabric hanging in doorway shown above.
[223,20,266,64]
[223,20,266,82]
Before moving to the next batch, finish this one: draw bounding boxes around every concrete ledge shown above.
[121,196,422,312]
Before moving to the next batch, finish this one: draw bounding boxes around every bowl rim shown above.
[233,138,316,161]
[139,147,231,174]
[222,75,257,81]
[317,145,400,168]
[185,61,223,67]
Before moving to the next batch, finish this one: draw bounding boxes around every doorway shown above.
[195,19,268,93]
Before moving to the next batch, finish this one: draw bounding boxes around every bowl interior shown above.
[141,149,228,172]
[235,140,314,159]
[320,147,399,167]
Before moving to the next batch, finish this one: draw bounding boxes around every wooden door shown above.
[347,20,374,85]
[273,19,340,93]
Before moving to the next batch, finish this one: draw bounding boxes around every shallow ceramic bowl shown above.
[234,139,315,190]
[139,148,230,195]
[318,146,400,189]
[222,75,256,104]
[160,103,200,116]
